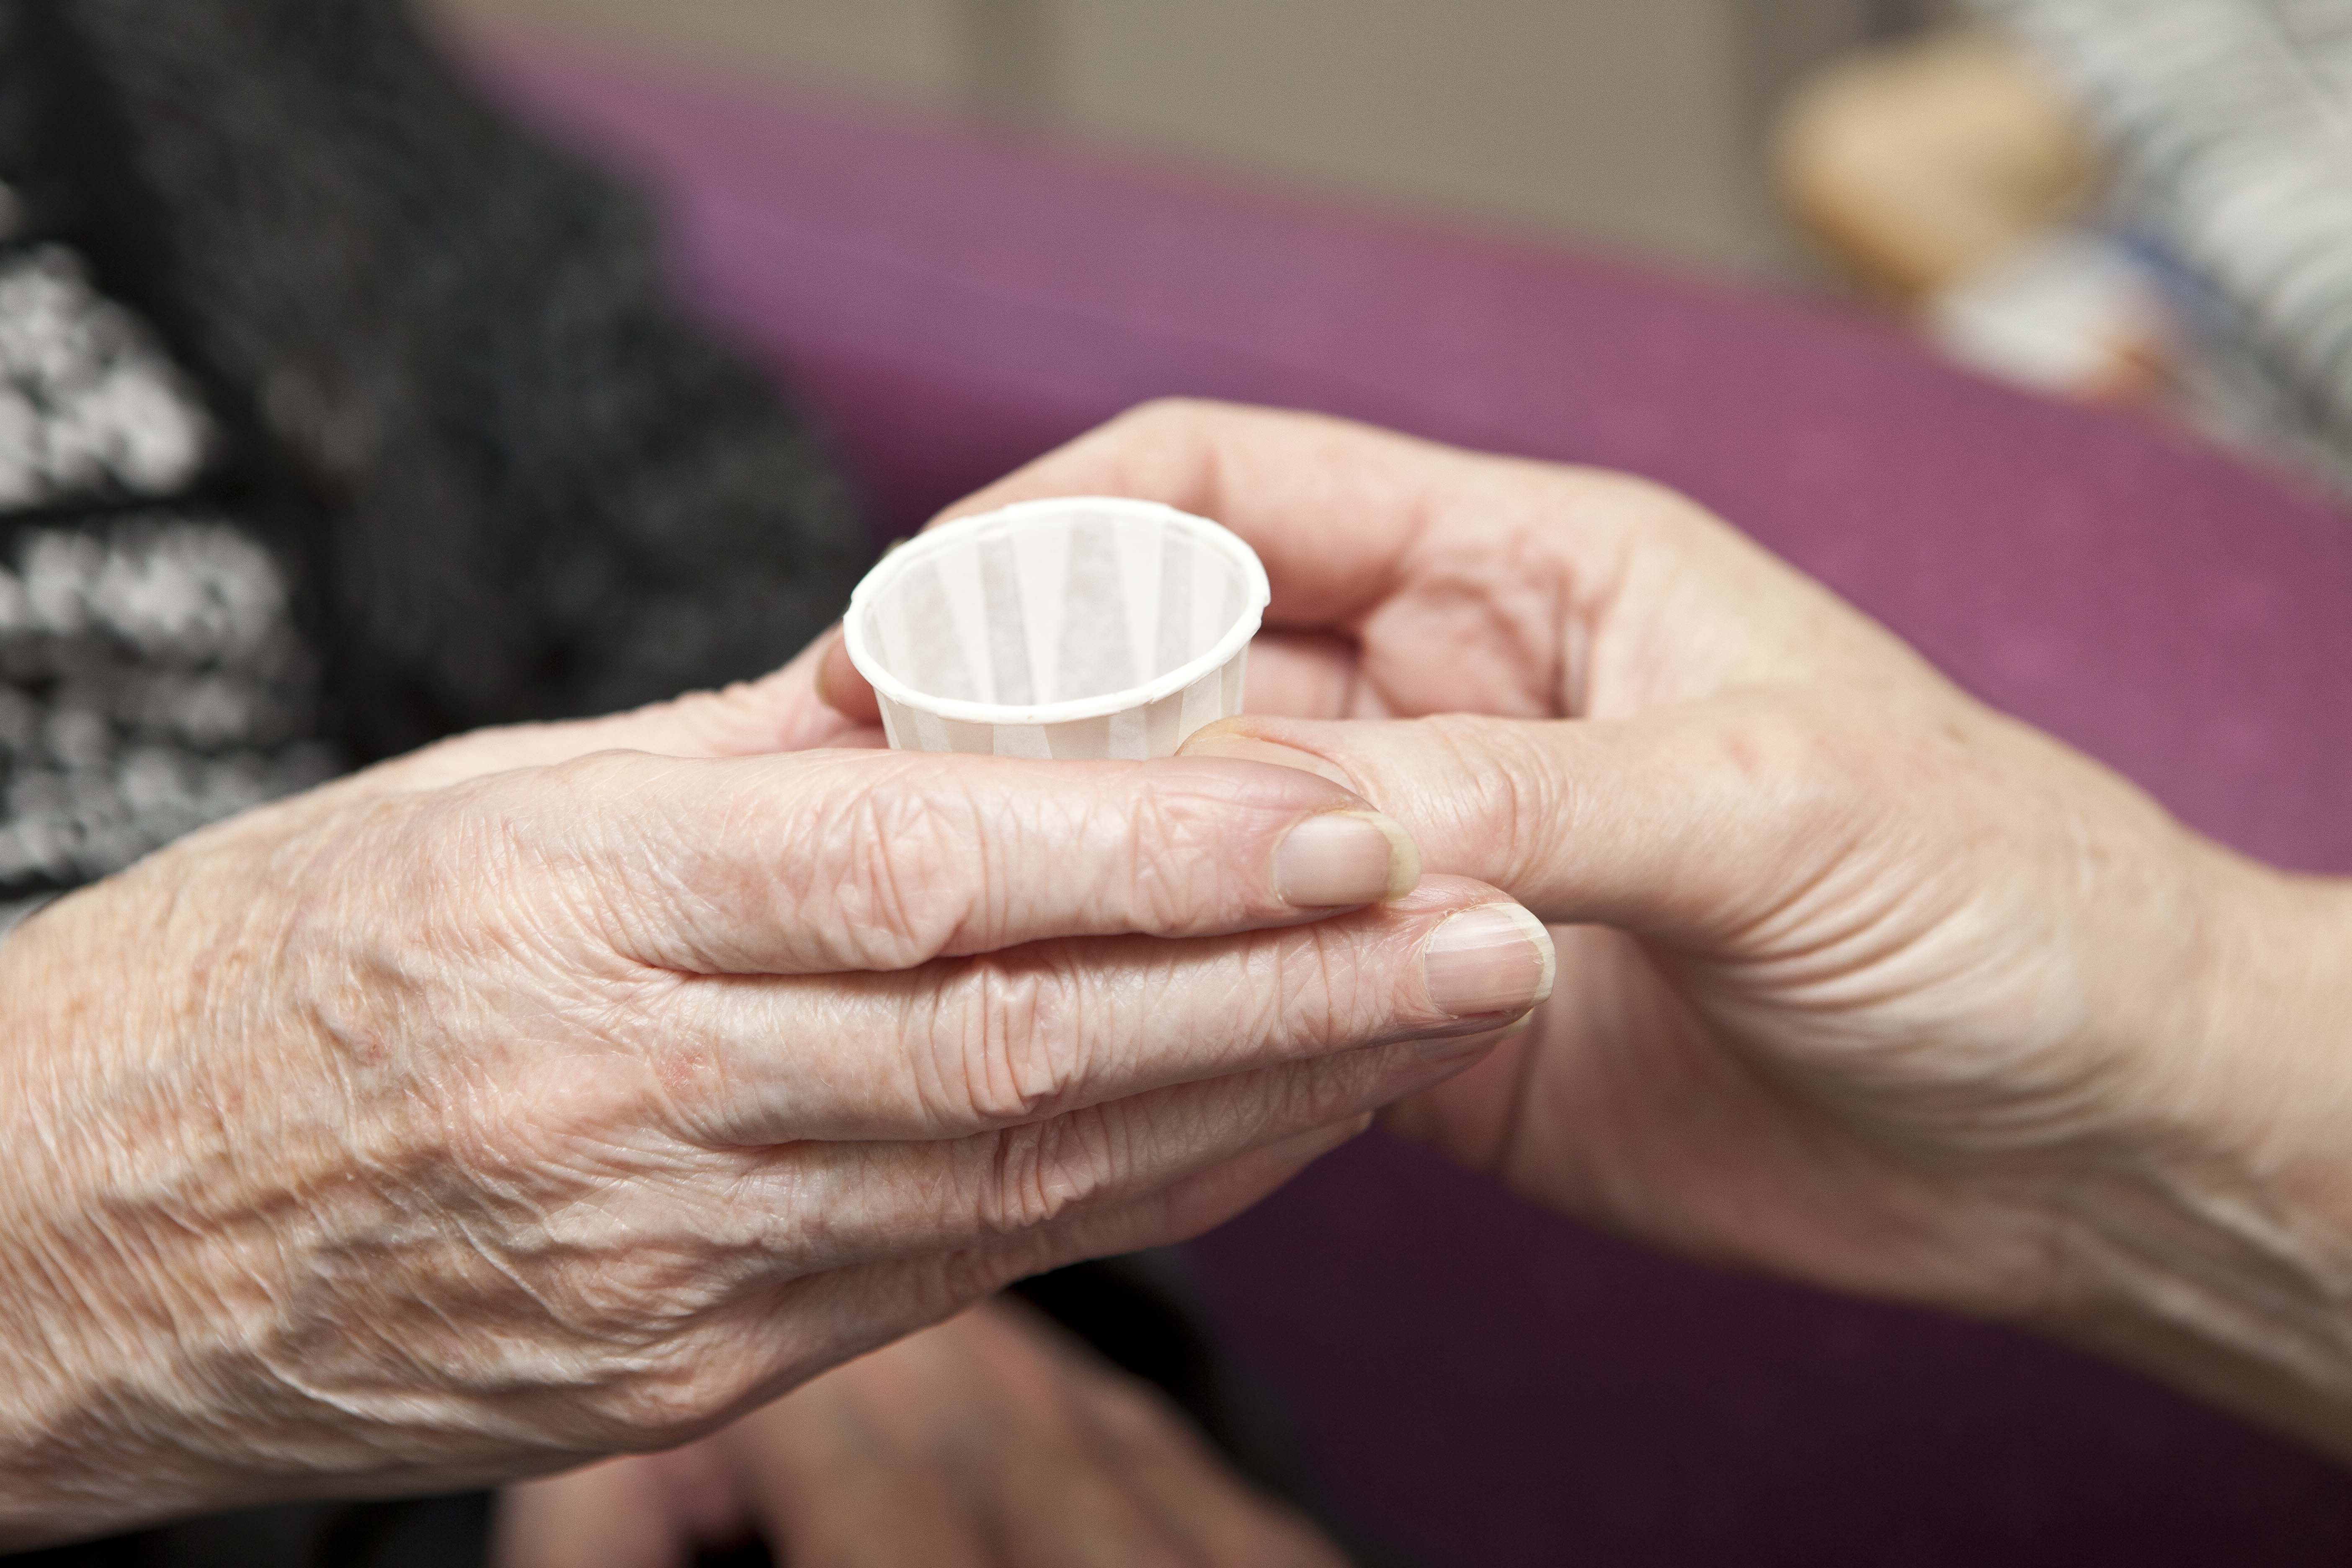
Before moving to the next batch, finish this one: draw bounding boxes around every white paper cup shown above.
[843,498,1271,760]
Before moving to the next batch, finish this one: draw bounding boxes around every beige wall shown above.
[427,0,1914,278]
[428,0,980,107]
[1043,3,1757,268]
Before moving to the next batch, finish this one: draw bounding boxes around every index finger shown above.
[941,401,1471,626]
[818,402,1478,721]
[489,747,1423,977]
[818,399,1845,726]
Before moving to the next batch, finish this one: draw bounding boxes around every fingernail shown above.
[1180,727,1358,789]
[1423,904,1557,1021]
[1274,811,1421,907]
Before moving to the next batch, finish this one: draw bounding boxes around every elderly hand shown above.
[491,1295,1353,1568]
[823,400,2352,1459]
[0,636,1553,1549]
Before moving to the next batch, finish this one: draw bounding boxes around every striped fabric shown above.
[1973,0,2352,490]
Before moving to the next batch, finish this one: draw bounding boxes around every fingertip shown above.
[1377,812,1425,900]
[816,627,883,724]
[1272,809,1422,909]
[1423,900,1557,1022]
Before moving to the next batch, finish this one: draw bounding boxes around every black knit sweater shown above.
[0,0,869,917]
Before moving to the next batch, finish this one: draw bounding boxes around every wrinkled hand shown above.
[493,1296,1352,1568]
[0,637,1554,1547]
[823,400,2352,1455]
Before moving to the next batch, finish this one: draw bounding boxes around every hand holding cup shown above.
[0,637,1549,1547]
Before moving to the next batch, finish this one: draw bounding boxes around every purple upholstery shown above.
[475,41,2352,1566]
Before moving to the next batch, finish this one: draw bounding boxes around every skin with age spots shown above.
[0,631,1554,1551]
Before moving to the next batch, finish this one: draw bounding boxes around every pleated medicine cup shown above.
[843,498,1271,759]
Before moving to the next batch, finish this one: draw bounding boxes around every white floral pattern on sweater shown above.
[0,188,326,923]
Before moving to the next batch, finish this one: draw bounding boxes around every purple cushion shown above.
[475,41,2352,1566]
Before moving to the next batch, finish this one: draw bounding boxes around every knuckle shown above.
[1117,395,1221,437]
[587,1352,749,1449]
[1117,787,1227,930]
[558,1256,736,1350]
[1411,712,1560,887]
[403,789,523,917]
[1096,397,1259,502]
[824,773,990,967]
[979,1112,1122,1235]
[1194,917,1393,1065]
[1275,924,1367,1047]
[467,753,673,957]
[1599,470,1706,527]
[932,952,1092,1127]
[925,1239,1034,1312]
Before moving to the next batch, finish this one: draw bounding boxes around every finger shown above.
[722,1009,1499,1277]
[922,399,1914,707]
[1027,1109,1374,1259]
[649,876,1550,1143]
[931,400,1492,629]
[1379,1004,1550,1171]
[1181,707,1883,946]
[681,1117,1371,1439]
[377,631,883,797]
[809,401,1451,725]
[1071,1376,1356,1568]
[812,400,1608,724]
[492,1459,694,1568]
[479,1126,1373,1470]
[1245,630,1387,721]
[527,749,1424,977]
[750,1115,1374,1392]
[728,1391,991,1568]
[816,624,885,727]
[977,1427,1197,1568]
[893,1302,1210,1568]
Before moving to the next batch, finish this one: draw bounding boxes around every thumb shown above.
[1179,709,1858,946]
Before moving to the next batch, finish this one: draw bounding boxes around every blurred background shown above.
[432,0,2352,494]
[428,0,1947,281]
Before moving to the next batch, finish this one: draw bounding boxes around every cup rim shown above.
[843,497,1272,728]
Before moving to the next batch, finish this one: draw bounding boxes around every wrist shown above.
[0,897,173,1546]
[2041,850,2352,1459]
[0,885,277,1547]
[0,903,129,1545]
